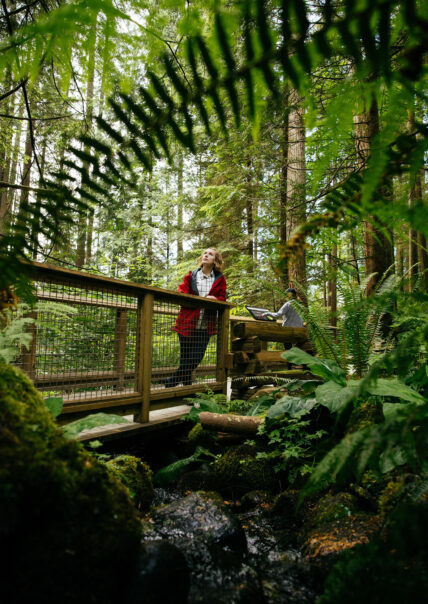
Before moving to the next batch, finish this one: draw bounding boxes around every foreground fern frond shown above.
[2,0,427,288]
[300,400,428,501]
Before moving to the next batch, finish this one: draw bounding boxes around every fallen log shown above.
[233,322,308,343]
[199,412,263,435]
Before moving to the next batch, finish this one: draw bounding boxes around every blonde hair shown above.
[198,248,223,272]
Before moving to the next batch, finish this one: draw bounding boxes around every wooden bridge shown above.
[15,262,310,439]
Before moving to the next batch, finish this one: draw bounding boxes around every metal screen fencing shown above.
[11,264,230,417]
[151,296,219,390]
[16,276,139,402]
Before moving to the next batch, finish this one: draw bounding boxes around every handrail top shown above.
[24,261,234,308]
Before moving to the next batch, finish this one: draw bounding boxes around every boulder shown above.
[0,364,141,604]
[213,444,280,497]
[142,492,264,603]
[125,540,189,604]
[150,491,247,554]
[106,454,154,512]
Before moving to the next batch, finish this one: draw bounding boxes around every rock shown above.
[240,490,273,512]
[187,423,218,449]
[309,492,358,528]
[270,490,300,517]
[125,541,189,604]
[317,492,428,603]
[213,444,280,497]
[142,492,264,603]
[301,513,380,580]
[106,454,154,512]
[0,363,141,604]
[150,491,247,554]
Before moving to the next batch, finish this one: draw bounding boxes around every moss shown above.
[188,423,217,449]
[310,492,358,528]
[318,496,428,603]
[106,454,154,512]
[346,400,384,434]
[213,444,280,497]
[378,477,406,520]
[0,363,141,604]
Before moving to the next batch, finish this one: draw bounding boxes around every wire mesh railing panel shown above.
[151,296,220,390]
[16,278,139,402]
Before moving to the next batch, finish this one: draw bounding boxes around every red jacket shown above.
[174,269,227,337]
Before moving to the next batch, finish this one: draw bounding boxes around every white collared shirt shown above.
[196,268,215,329]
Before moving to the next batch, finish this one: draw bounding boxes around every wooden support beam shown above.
[136,293,153,423]
[216,306,230,393]
[254,351,288,364]
[233,322,308,343]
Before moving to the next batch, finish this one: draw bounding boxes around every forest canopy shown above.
[0,0,426,309]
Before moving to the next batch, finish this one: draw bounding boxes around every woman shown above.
[164,248,227,387]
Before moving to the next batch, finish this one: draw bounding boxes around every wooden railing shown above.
[17,262,233,424]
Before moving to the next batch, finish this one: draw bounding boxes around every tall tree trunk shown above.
[407,111,419,291]
[176,151,184,263]
[17,121,34,220]
[327,241,338,327]
[415,166,428,291]
[76,22,97,268]
[0,69,14,234]
[245,157,254,269]
[6,102,24,222]
[353,95,393,296]
[287,88,306,298]
[279,90,289,288]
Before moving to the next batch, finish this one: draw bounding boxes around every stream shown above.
[128,486,320,604]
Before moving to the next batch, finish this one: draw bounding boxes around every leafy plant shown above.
[0,305,35,363]
[257,411,327,483]
[292,274,398,377]
[184,388,255,423]
[282,347,425,415]
[300,399,428,500]
[62,413,131,439]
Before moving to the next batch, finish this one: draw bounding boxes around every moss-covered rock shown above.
[213,444,280,497]
[106,454,154,512]
[310,492,358,528]
[317,493,428,603]
[187,423,218,449]
[378,476,407,520]
[346,400,384,434]
[0,364,141,604]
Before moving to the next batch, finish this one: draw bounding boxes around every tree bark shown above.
[176,151,184,263]
[353,95,393,297]
[76,22,97,268]
[287,88,306,296]
[199,412,263,435]
[327,241,338,327]
[279,89,289,288]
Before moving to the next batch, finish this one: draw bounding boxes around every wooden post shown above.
[113,310,127,390]
[21,311,37,380]
[136,293,153,423]
[216,306,230,393]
